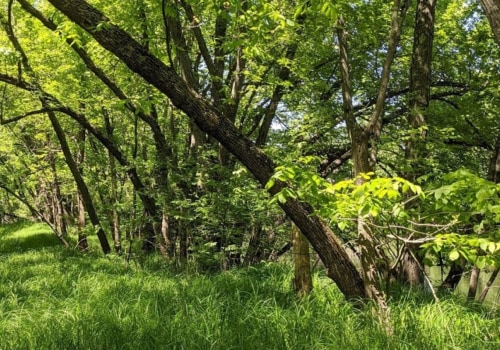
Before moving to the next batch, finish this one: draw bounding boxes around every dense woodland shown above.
[1,0,500,324]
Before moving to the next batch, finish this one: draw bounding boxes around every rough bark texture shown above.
[405,0,436,173]
[44,0,366,299]
[402,0,436,286]
[292,224,313,297]
[480,0,500,46]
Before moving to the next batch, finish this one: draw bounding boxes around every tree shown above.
[41,0,365,300]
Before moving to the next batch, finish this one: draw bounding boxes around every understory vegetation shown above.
[1,222,499,350]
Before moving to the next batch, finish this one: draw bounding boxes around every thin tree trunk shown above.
[47,139,68,236]
[292,224,313,297]
[487,136,500,183]
[244,224,264,265]
[103,113,121,253]
[468,265,481,301]
[75,127,89,251]
[48,111,110,253]
[478,267,500,303]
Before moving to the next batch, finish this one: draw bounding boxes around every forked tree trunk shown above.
[337,14,389,311]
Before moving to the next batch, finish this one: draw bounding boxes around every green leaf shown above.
[449,250,460,261]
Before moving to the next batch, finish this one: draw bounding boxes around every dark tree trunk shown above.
[244,225,264,265]
[48,111,110,253]
[440,261,464,291]
[487,136,500,183]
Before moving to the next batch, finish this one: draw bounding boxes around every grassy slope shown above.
[0,222,499,350]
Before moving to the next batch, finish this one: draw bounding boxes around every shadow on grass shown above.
[0,221,61,253]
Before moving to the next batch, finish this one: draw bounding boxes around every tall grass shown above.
[0,222,499,349]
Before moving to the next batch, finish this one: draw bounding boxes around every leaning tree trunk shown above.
[1,9,110,254]
[45,0,365,301]
[47,110,111,254]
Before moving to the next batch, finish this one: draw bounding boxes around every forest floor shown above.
[0,221,499,350]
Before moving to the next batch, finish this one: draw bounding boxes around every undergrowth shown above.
[0,222,499,349]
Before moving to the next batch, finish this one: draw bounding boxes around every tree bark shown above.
[480,0,500,46]
[75,127,89,251]
[47,110,111,254]
[292,224,313,297]
[468,265,481,301]
[402,0,436,286]
[478,267,499,303]
[44,0,365,300]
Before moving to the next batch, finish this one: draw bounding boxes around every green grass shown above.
[0,222,499,349]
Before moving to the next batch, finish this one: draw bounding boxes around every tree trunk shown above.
[75,127,89,251]
[480,0,500,46]
[244,225,264,265]
[337,15,388,309]
[47,139,68,237]
[402,0,436,286]
[48,111,110,253]
[43,0,365,300]
[440,260,464,291]
[292,224,313,297]
[468,266,481,301]
[103,113,121,253]
[478,267,500,303]
[487,136,500,183]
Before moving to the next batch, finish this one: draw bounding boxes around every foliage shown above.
[268,164,500,270]
[422,170,500,269]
